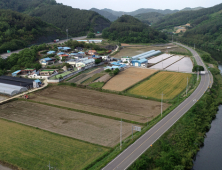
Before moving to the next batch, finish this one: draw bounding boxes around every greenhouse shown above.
[0,86,19,96]
[0,83,28,93]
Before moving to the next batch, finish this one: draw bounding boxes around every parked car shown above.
[54,39,59,43]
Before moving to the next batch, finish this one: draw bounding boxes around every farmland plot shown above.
[128,72,192,100]
[33,86,170,122]
[0,118,108,170]
[0,101,135,147]
[103,67,157,91]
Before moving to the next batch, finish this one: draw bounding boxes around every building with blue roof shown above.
[58,47,63,50]
[62,47,71,51]
[57,52,65,55]
[131,59,148,67]
[111,62,122,66]
[47,51,56,55]
[12,70,21,77]
[39,57,55,66]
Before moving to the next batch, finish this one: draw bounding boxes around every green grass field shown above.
[0,119,109,170]
[49,71,72,80]
[88,82,105,88]
[82,73,105,85]
[128,72,192,100]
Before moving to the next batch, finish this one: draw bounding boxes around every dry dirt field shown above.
[113,44,189,59]
[33,86,170,122]
[0,100,135,147]
[103,67,157,91]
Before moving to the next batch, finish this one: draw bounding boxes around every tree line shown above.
[102,15,168,43]
[0,9,65,54]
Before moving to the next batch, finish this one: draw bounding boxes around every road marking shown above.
[111,46,209,170]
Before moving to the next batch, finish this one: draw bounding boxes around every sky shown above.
[56,0,222,12]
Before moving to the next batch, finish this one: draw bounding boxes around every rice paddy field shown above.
[128,72,192,100]
[0,118,109,170]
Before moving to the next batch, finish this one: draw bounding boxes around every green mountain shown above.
[153,3,222,60]
[101,8,179,17]
[0,9,65,53]
[0,0,111,36]
[153,3,222,30]
[181,7,204,11]
[134,12,164,24]
[90,8,118,21]
[102,15,168,43]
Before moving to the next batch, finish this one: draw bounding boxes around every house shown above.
[70,53,79,56]
[78,51,85,56]
[57,52,65,55]
[121,56,131,63]
[76,59,95,69]
[59,54,69,60]
[58,47,63,50]
[75,47,83,51]
[67,59,78,67]
[92,55,102,61]
[131,59,148,67]
[111,61,122,66]
[62,47,71,51]
[89,40,102,43]
[39,57,56,65]
[88,50,97,55]
[47,51,56,55]
[39,69,58,76]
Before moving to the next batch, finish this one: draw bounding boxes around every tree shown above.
[192,65,204,72]
[87,32,96,38]
[95,59,101,64]
[113,68,120,75]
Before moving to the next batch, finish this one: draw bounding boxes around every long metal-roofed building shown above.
[0,76,34,89]
[131,50,155,60]
[138,50,161,60]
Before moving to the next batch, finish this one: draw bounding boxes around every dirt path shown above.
[0,165,12,170]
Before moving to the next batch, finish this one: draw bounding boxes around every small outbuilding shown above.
[131,59,148,67]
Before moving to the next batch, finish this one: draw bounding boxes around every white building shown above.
[121,56,131,63]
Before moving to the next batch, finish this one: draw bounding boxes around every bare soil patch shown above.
[33,85,170,119]
[0,101,135,147]
[113,44,189,59]
[95,74,111,83]
[31,95,148,123]
[103,67,157,91]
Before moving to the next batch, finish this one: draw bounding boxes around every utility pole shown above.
[172,35,173,42]
[132,125,133,140]
[120,119,122,150]
[161,92,164,117]
[186,77,188,96]
[194,44,195,50]
[197,67,199,81]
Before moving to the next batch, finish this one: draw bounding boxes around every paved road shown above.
[102,43,211,170]
[0,34,102,59]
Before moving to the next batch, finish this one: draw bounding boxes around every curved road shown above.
[102,43,211,170]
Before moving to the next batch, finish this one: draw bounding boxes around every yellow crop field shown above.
[128,72,192,99]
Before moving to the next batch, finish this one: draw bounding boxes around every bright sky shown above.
[56,0,221,11]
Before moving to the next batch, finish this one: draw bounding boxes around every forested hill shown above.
[0,9,65,54]
[134,12,164,24]
[90,8,118,21]
[153,3,222,30]
[102,15,168,43]
[0,0,111,36]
